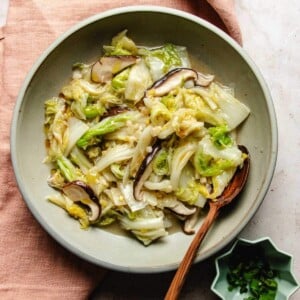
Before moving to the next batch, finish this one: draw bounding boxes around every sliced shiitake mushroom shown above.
[166,201,197,218]
[102,106,128,118]
[183,207,200,234]
[196,72,214,87]
[133,139,162,201]
[145,67,214,97]
[148,68,197,97]
[91,56,139,83]
[62,180,101,222]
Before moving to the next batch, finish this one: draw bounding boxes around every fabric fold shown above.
[207,0,242,44]
[0,1,241,299]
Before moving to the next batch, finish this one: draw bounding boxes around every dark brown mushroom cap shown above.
[62,180,101,222]
[91,56,139,83]
[145,67,215,98]
[102,106,129,118]
[147,68,198,97]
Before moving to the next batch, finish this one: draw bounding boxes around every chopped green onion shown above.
[226,244,278,300]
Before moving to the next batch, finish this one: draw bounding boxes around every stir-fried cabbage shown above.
[76,112,133,149]
[119,206,168,245]
[143,44,190,80]
[48,194,90,229]
[44,31,250,246]
[103,29,138,56]
[125,60,152,103]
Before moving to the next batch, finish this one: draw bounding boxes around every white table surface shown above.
[92,1,300,298]
[237,0,300,296]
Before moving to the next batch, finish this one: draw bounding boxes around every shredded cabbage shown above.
[124,60,152,103]
[152,149,170,176]
[119,206,168,245]
[76,112,133,149]
[103,29,138,56]
[143,44,190,80]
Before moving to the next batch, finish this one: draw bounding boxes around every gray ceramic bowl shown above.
[211,238,299,299]
[11,6,277,273]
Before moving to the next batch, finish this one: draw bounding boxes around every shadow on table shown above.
[90,257,219,300]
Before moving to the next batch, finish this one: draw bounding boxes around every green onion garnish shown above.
[226,244,278,300]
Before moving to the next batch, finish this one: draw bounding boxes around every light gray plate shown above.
[11,6,277,273]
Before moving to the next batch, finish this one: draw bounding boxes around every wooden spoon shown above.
[165,145,250,300]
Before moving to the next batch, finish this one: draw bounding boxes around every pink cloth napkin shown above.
[0,1,241,299]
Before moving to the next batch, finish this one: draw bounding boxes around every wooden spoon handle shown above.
[164,203,220,300]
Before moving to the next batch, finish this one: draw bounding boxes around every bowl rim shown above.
[211,237,300,299]
[10,5,278,273]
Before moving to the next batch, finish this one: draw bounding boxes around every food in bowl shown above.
[211,238,299,300]
[44,30,250,246]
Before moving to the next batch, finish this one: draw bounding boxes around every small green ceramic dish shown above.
[11,6,277,273]
[211,237,299,300]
